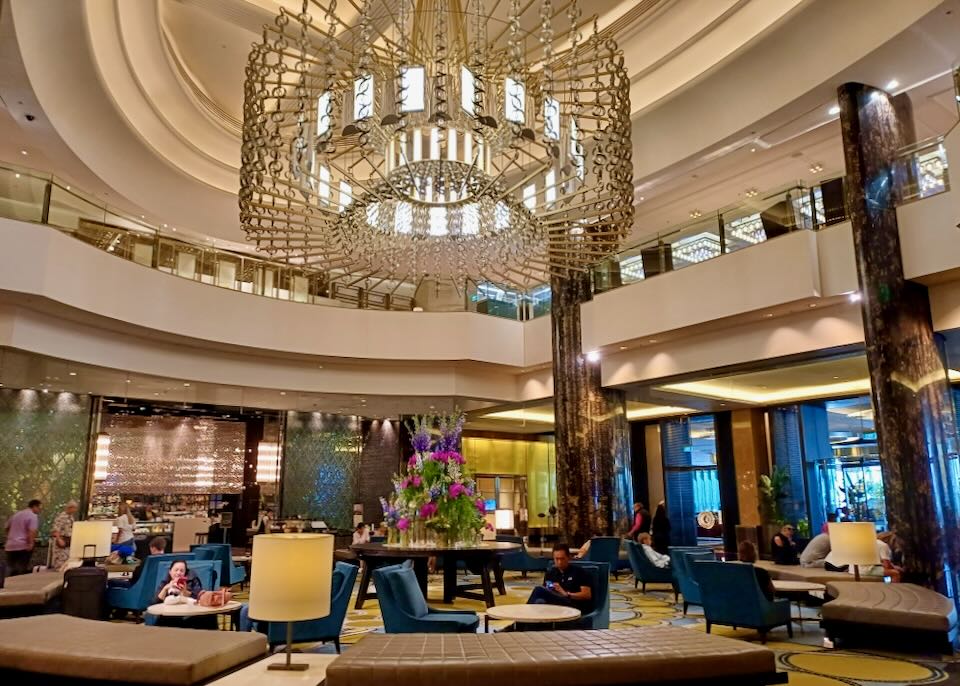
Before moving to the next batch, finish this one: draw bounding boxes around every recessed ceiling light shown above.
[639,196,645,201]
[154,392,159,396]
[648,339,658,344]
[162,224,168,228]
[20,150,28,156]
[14,173,20,179]
[317,364,324,369]
[828,105,840,116]
[125,379,131,384]
[809,303,817,308]
[41,389,48,394]
[750,147,757,153]
[280,391,286,396]
[619,346,627,351]
[585,350,601,363]
[69,372,77,376]
[763,313,774,318]
[171,227,177,232]
[886,79,899,91]
[183,382,190,387]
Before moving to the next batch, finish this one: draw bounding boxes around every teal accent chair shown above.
[568,561,609,629]
[497,535,550,578]
[241,562,358,653]
[144,560,218,626]
[625,541,673,592]
[693,560,792,643]
[191,543,246,587]
[106,553,197,614]
[373,561,479,633]
[582,537,627,579]
[670,548,714,614]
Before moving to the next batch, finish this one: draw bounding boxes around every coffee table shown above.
[484,604,581,632]
[146,600,243,630]
[210,653,336,685]
[772,580,825,631]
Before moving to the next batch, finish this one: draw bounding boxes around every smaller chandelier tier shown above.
[240,0,634,291]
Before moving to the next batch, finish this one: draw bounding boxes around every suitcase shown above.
[62,565,107,620]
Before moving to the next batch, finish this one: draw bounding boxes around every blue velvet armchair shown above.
[241,562,358,653]
[567,561,609,629]
[625,541,673,592]
[191,543,246,587]
[106,552,197,614]
[144,559,218,626]
[582,537,629,578]
[669,548,714,614]
[373,561,479,633]
[497,535,550,578]
[692,560,792,643]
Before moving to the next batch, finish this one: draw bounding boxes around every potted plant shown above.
[758,466,791,555]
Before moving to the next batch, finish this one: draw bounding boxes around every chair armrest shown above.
[426,606,479,616]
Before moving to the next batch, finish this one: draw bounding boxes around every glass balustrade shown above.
[0,128,952,323]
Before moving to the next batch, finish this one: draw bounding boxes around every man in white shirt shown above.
[638,533,670,568]
[352,523,370,545]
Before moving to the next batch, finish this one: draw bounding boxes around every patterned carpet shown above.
[230,571,959,685]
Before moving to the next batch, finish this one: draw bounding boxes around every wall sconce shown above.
[94,432,111,481]
[257,442,281,483]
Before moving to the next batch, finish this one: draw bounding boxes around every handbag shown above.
[197,589,233,607]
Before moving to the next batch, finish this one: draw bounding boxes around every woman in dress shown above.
[50,500,78,570]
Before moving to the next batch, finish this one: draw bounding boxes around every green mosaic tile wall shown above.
[282,413,362,529]
[0,389,91,536]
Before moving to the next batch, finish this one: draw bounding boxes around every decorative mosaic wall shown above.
[94,416,245,495]
[0,389,91,535]
[282,413,362,529]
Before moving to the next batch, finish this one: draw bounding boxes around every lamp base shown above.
[268,662,309,671]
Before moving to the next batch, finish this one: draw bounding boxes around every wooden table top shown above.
[351,541,520,557]
[146,600,242,616]
[485,604,581,623]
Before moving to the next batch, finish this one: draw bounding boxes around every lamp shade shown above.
[248,533,333,622]
[828,522,880,566]
[69,520,113,560]
[495,509,514,531]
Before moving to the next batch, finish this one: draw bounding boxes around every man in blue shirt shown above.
[527,543,592,611]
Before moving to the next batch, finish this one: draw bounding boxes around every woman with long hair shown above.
[111,502,137,560]
[156,559,203,601]
[651,501,671,554]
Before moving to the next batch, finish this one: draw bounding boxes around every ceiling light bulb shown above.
[828,105,840,116]
[69,372,77,376]
[849,292,862,303]
[886,79,899,91]
[183,382,190,387]
[20,150,28,156]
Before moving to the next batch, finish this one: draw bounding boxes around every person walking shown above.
[5,499,42,576]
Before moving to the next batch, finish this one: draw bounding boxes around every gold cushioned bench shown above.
[822,581,958,653]
[0,571,64,610]
[0,614,267,684]
[325,625,786,686]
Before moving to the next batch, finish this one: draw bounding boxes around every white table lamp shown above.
[495,509,515,532]
[828,522,880,581]
[248,533,333,671]
[69,521,113,565]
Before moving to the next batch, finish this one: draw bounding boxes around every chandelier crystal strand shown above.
[240,0,633,292]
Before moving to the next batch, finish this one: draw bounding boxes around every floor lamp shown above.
[68,521,113,567]
[828,522,880,581]
[248,533,333,671]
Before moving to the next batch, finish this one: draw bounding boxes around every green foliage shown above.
[759,466,791,526]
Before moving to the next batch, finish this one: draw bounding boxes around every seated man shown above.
[770,524,799,565]
[638,533,670,568]
[527,543,592,611]
[799,532,831,568]
[107,536,167,589]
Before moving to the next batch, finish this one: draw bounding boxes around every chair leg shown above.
[705,621,711,634]
[334,637,341,654]
[760,631,767,644]
[787,622,793,639]
[683,601,688,615]
[634,579,638,589]
[642,582,647,593]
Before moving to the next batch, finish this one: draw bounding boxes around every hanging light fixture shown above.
[256,442,281,484]
[94,432,111,481]
[240,0,633,292]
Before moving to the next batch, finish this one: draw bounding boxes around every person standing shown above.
[112,502,136,560]
[625,502,650,541]
[50,501,78,571]
[651,501,671,554]
[5,500,41,576]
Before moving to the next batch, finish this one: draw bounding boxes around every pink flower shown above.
[420,502,438,519]
[396,518,410,531]
[400,477,411,489]
[412,475,422,487]
[475,498,486,514]
[484,523,494,531]
[408,455,418,467]
[449,483,466,499]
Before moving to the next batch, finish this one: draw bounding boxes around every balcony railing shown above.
[0,129,950,321]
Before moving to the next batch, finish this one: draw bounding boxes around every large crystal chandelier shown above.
[240,0,633,291]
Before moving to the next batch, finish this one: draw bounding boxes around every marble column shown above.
[839,82,960,595]
[550,272,632,545]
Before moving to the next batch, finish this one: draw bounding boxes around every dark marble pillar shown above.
[839,82,960,595]
[550,272,632,545]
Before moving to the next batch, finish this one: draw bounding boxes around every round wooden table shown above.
[146,600,243,630]
[350,541,521,609]
[772,580,826,631]
[484,604,581,632]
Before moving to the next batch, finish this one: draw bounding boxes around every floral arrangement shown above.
[379,411,489,547]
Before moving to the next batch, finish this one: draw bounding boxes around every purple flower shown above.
[396,517,410,531]
[449,483,466,499]
[420,502,438,519]
[475,498,486,514]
